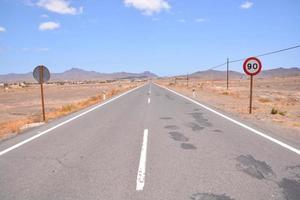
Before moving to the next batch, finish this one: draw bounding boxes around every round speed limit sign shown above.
[243,57,262,76]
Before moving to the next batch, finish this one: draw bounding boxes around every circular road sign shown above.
[33,65,50,83]
[243,57,262,76]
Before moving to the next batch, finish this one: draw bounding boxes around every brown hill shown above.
[0,68,157,83]
[189,67,300,80]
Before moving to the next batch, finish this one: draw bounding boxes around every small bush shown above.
[110,88,119,96]
[279,111,287,116]
[61,104,76,113]
[271,108,278,115]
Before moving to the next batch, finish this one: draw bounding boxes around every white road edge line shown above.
[136,129,149,191]
[0,84,145,157]
[155,83,300,155]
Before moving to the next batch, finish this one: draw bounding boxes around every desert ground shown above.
[0,81,142,139]
[157,76,300,136]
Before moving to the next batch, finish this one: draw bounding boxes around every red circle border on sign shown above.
[243,57,262,76]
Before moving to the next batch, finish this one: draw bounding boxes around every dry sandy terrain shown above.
[157,76,300,136]
[0,81,141,138]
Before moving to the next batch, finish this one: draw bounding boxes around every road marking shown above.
[155,83,300,155]
[148,98,151,104]
[136,129,149,191]
[0,85,145,157]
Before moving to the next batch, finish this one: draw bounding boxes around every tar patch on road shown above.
[169,131,189,142]
[213,129,223,133]
[190,192,235,200]
[278,178,300,200]
[165,94,175,100]
[286,165,300,179]
[181,143,197,150]
[277,165,300,200]
[188,112,212,127]
[160,117,173,120]
[235,154,275,180]
[165,125,180,130]
[186,122,204,132]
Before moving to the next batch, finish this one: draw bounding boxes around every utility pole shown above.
[186,73,189,87]
[226,58,229,90]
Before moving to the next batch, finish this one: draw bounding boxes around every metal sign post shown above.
[243,57,262,114]
[249,75,253,114]
[33,65,50,121]
[40,67,46,121]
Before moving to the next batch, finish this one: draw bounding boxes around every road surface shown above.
[0,83,299,200]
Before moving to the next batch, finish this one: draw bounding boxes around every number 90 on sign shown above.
[243,57,262,76]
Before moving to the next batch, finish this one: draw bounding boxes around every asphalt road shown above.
[0,83,299,200]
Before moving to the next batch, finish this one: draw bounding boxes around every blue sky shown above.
[0,0,300,76]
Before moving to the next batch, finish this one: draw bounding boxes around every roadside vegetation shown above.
[0,87,133,139]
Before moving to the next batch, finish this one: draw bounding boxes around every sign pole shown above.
[243,57,262,114]
[33,65,50,121]
[249,75,253,114]
[226,58,229,90]
[39,67,46,121]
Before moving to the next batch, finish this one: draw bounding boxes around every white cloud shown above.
[0,26,6,32]
[195,18,208,23]
[124,0,170,15]
[39,21,60,31]
[240,1,254,9]
[41,14,49,18]
[37,0,83,15]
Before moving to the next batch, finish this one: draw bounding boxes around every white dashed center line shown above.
[136,129,149,191]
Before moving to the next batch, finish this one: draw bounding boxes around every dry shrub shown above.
[270,108,287,116]
[110,88,119,96]
[61,104,77,113]
[293,122,300,127]
[0,85,132,139]
[271,108,278,115]
[259,98,272,103]
[279,111,287,116]
[0,117,38,137]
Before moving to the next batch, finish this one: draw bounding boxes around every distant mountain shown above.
[0,72,33,82]
[0,68,158,82]
[258,67,300,78]
[189,67,300,80]
[190,69,244,80]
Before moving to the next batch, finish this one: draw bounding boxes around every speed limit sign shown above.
[243,57,262,114]
[243,57,262,76]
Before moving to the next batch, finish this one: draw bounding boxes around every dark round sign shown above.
[33,65,50,83]
[243,57,262,76]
